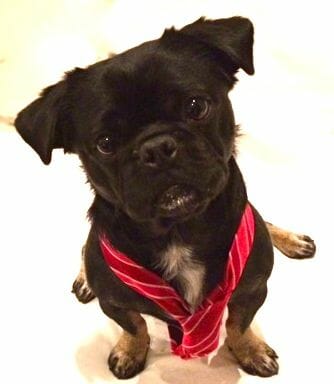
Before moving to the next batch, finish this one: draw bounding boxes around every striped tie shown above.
[100,203,255,359]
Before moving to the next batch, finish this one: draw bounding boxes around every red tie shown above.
[100,204,255,359]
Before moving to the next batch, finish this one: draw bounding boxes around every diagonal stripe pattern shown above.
[100,204,255,359]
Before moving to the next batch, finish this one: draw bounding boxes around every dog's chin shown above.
[143,183,217,235]
[121,184,212,236]
[122,174,228,234]
[155,184,203,220]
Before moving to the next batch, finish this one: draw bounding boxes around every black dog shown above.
[15,17,315,379]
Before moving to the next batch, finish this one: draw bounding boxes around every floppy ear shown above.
[180,16,255,76]
[15,79,70,165]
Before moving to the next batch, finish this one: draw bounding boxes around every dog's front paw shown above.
[72,276,95,304]
[235,342,279,377]
[108,328,150,379]
[228,332,279,378]
[108,349,147,380]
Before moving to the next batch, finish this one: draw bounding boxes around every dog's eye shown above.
[185,97,210,120]
[96,136,114,155]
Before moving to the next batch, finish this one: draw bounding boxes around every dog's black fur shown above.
[16,17,281,379]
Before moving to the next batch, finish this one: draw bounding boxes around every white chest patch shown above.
[158,244,205,311]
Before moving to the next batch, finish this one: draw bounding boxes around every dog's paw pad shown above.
[239,344,279,378]
[108,350,146,380]
[72,278,95,304]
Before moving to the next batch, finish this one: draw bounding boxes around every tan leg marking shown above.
[72,246,96,303]
[266,222,316,259]
[226,314,279,377]
[108,312,150,380]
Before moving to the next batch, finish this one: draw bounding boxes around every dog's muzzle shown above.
[136,134,202,218]
[124,129,226,222]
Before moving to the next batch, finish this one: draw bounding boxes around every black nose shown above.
[138,135,178,168]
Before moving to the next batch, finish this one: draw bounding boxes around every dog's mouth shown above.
[156,184,202,219]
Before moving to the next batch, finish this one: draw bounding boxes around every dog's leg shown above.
[226,288,279,377]
[99,301,150,380]
[266,222,316,259]
[72,246,96,303]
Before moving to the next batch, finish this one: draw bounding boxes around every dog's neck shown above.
[89,156,247,305]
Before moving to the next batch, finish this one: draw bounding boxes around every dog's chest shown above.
[157,243,205,311]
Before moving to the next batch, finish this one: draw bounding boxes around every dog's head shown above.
[15,17,254,227]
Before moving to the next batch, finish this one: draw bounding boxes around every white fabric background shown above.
[0,1,333,383]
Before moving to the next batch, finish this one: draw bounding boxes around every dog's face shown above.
[15,17,254,228]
